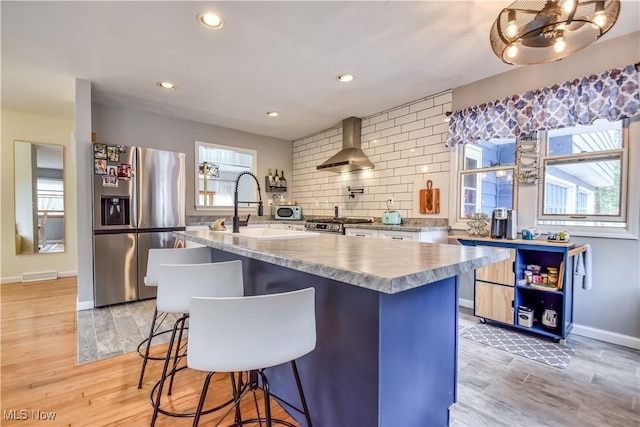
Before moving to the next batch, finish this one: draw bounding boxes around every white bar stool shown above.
[137,247,212,389]
[188,287,316,427]
[150,260,244,426]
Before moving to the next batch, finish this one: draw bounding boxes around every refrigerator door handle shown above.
[133,147,139,229]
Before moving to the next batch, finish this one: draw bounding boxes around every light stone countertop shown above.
[177,230,509,294]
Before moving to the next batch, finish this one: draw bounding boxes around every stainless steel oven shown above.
[304,218,372,234]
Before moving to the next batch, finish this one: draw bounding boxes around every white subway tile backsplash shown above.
[375,119,396,131]
[382,153,403,163]
[401,120,425,133]
[434,92,453,106]
[394,140,416,151]
[292,90,452,219]
[408,127,433,140]
[409,98,434,113]
[380,125,403,138]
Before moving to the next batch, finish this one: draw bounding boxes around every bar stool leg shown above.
[150,317,183,427]
[168,317,187,396]
[257,370,273,427]
[291,360,313,427]
[138,306,160,389]
[192,371,214,426]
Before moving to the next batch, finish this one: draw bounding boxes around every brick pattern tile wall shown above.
[292,90,452,219]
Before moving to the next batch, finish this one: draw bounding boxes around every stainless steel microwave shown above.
[274,205,303,220]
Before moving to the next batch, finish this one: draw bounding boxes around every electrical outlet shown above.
[268,199,273,207]
[387,197,394,207]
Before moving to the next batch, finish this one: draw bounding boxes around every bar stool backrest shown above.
[188,287,316,373]
[156,260,244,314]
[145,247,211,287]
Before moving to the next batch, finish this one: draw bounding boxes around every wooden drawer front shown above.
[476,248,515,285]
[378,230,419,241]
[475,282,514,324]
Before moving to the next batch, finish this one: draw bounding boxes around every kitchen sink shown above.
[212,227,319,239]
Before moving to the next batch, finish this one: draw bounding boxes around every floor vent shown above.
[22,271,58,282]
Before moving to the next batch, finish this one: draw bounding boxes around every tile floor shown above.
[77,298,182,364]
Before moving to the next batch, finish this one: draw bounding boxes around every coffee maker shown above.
[490,208,517,239]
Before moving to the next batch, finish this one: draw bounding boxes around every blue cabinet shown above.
[456,237,578,341]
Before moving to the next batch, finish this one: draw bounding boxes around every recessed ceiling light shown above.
[156,81,176,90]
[266,111,278,117]
[198,12,224,29]
[336,73,354,83]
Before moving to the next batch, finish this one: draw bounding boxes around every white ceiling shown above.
[2,1,638,141]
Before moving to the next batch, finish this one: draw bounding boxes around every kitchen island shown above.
[177,229,509,427]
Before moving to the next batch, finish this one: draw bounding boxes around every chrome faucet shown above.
[233,171,264,233]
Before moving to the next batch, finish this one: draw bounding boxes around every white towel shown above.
[574,244,592,290]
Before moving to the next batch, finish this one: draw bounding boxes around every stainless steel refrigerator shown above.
[92,145,186,307]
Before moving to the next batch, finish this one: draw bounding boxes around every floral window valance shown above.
[446,63,640,147]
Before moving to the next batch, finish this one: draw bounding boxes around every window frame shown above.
[456,140,517,222]
[538,121,628,225]
[451,118,639,239]
[194,141,258,212]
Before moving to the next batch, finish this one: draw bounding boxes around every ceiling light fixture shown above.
[266,111,278,117]
[336,73,354,83]
[490,0,620,65]
[156,81,176,90]
[198,12,224,29]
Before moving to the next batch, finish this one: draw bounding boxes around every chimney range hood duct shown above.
[316,117,375,173]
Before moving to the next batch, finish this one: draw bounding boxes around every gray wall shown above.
[452,33,640,343]
[76,103,292,307]
[91,103,292,217]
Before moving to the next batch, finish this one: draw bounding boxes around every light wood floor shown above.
[2,278,639,426]
[0,278,297,426]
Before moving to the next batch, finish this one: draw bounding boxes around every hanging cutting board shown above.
[419,180,440,214]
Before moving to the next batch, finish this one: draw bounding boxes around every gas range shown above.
[304,218,373,234]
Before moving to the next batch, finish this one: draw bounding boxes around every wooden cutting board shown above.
[419,180,440,214]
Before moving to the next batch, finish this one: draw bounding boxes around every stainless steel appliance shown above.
[490,208,517,240]
[92,145,186,307]
[304,218,372,234]
[274,205,303,220]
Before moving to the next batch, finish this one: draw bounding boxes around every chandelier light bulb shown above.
[593,12,606,28]
[562,0,575,14]
[505,43,519,59]
[553,33,566,53]
[505,10,518,38]
[593,1,606,28]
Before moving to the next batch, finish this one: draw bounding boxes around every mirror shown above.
[195,141,257,209]
[14,141,65,254]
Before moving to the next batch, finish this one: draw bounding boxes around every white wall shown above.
[0,110,77,282]
[292,91,453,220]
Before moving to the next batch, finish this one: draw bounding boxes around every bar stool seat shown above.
[150,260,245,426]
[188,287,316,427]
[137,247,212,389]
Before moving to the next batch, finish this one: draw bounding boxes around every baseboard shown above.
[571,324,640,350]
[1,276,22,284]
[59,270,78,278]
[77,300,94,311]
[459,298,474,309]
[22,271,58,282]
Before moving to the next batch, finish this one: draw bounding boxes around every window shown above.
[458,139,516,220]
[540,119,626,225]
[37,178,64,214]
[195,141,257,209]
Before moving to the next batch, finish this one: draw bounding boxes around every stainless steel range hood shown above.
[317,117,375,173]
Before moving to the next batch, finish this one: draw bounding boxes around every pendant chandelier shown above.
[490,0,620,65]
